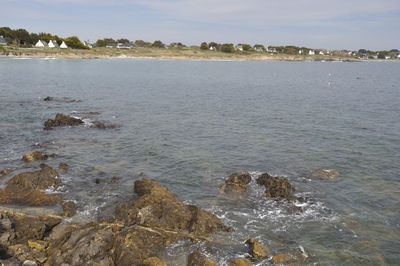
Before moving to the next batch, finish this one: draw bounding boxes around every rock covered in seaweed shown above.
[256,173,294,200]
[43,113,84,130]
[22,151,50,162]
[220,172,252,193]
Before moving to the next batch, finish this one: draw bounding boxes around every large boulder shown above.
[44,114,84,130]
[229,258,252,266]
[220,172,252,193]
[256,173,294,200]
[116,178,231,237]
[7,164,60,190]
[0,187,61,206]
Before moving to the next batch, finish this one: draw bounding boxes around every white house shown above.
[308,50,315,55]
[35,40,48,48]
[209,46,216,51]
[60,41,68,49]
[83,41,93,48]
[319,51,325,55]
[0,36,7,45]
[48,40,59,48]
[397,54,400,59]
[298,50,303,55]
[236,44,243,51]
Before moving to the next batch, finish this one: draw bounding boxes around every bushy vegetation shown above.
[152,40,165,48]
[200,42,208,50]
[64,36,88,49]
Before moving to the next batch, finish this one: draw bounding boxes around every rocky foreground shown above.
[0,99,336,265]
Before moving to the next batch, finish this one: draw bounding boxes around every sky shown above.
[1,0,399,50]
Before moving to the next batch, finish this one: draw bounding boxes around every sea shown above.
[0,57,399,265]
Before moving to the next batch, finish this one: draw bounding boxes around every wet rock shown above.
[43,96,80,103]
[220,172,252,193]
[111,176,121,183]
[229,258,252,266]
[187,249,217,266]
[95,178,101,184]
[143,257,167,266]
[0,211,62,246]
[44,113,84,130]
[23,260,38,266]
[91,121,119,129]
[0,168,14,176]
[22,151,49,162]
[58,162,69,173]
[115,178,231,236]
[7,164,60,190]
[310,169,340,180]
[62,201,77,217]
[256,173,294,200]
[43,96,54,101]
[272,253,291,264]
[0,187,61,206]
[245,239,270,260]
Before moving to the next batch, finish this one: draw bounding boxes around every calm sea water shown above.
[0,58,399,265]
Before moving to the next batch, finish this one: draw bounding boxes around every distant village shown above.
[1,26,400,60]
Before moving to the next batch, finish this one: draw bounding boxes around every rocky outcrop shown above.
[43,114,84,130]
[220,172,252,193]
[187,249,217,266]
[0,164,61,207]
[245,238,270,261]
[22,151,50,162]
[7,164,60,190]
[256,173,294,200]
[62,201,77,217]
[116,178,231,236]
[310,169,340,180]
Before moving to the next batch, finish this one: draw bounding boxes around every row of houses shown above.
[35,40,68,49]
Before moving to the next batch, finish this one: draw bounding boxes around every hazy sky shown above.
[1,0,399,50]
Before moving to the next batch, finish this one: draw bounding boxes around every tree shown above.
[152,40,165,48]
[220,43,235,53]
[241,44,252,51]
[200,42,208,50]
[64,36,87,49]
[254,44,266,51]
[117,38,130,44]
[96,38,116,47]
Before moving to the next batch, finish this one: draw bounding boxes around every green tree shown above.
[241,44,252,51]
[96,38,116,47]
[200,42,208,50]
[64,36,87,49]
[220,43,235,53]
[253,44,266,51]
[117,38,130,44]
[152,40,165,48]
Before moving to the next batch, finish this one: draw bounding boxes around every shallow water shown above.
[0,58,399,264]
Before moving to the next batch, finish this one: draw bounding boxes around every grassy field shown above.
[0,46,359,61]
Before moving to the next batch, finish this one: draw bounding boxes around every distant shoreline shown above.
[0,47,370,62]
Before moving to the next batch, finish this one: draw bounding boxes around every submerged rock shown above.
[220,172,252,193]
[58,162,69,173]
[116,178,231,236]
[43,96,80,103]
[91,121,119,129]
[7,164,60,190]
[44,113,84,130]
[22,151,49,162]
[310,169,340,180]
[0,168,14,176]
[187,249,217,266]
[256,173,294,200]
[245,238,270,260]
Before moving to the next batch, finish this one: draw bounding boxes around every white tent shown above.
[60,41,68,49]
[48,40,59,48]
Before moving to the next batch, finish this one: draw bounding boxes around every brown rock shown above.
[22,151,49,162]
[7,164,60,190]
[229,258,252,266]
[143,257,167,266]
[246,239,270,260]
[91,121,119,129]
[111,176,121,183]
[44,113,84,130]
[220,172,252,193]
[256,173,294,200]
[62,201,77,217]
[28,240,47,252]
[0,168,14,176]
[187,249,217,266]
[310,169,340,180]
[115,178,230,236]
[272,253,291,264]
[0,187,61,206]
[58,163,69,173]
